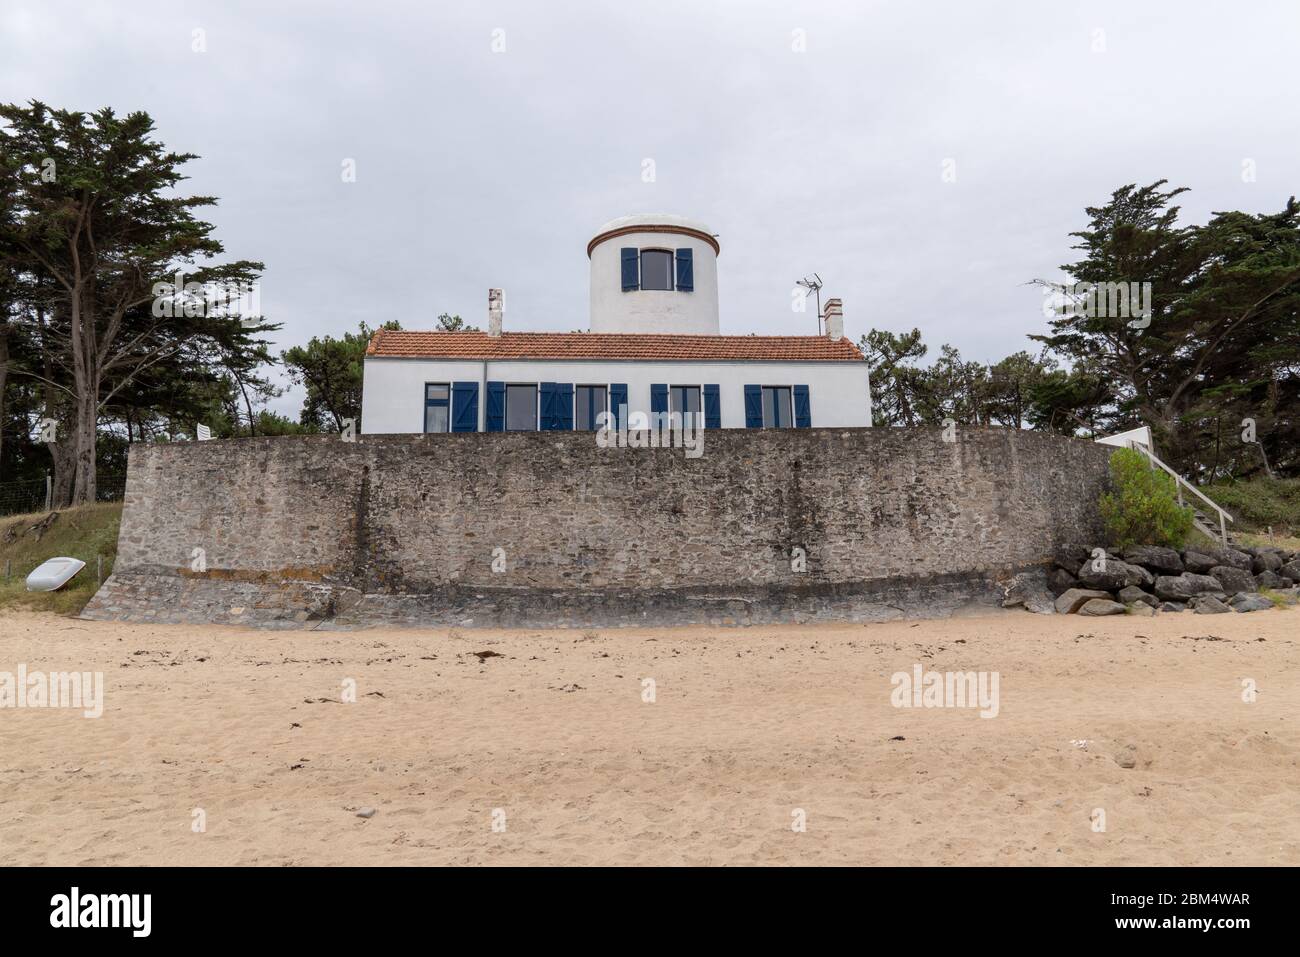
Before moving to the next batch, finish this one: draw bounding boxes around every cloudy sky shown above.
[3,0,1297,416]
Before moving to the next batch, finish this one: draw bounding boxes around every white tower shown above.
[587,214,720,334]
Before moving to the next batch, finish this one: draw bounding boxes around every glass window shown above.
[762,386,792,428]
[640,249,673,290]
[670,385,701,423]
[506,384,538,431]
[424,383,450,433]
[575,385,607,431]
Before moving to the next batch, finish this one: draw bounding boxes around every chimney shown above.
[823,298,843,339]
[487,288,503,337]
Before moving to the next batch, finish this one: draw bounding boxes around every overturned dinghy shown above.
[26,557,86,592]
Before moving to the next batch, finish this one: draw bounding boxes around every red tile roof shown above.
[367,330,865,362]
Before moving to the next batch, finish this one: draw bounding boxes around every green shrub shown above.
[1099,448,1195,550]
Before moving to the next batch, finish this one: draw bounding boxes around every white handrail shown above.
[1130,443,1233,524]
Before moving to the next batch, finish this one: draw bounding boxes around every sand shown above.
[1,607,1296,866]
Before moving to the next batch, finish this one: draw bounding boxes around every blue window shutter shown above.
[744,385,763,428]
[609,383,628,429]
[675,248,694,291]
[539,382,558,430]
[557,383,574,430]
[794,385,811,428]
[452,381,479,432]
[621,248,639,291]
[650,383,668,415]
[703,384,720,429]
[486,381,506,432]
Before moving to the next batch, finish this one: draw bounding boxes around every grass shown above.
[0,502,122,615]
[1200,476,1300,538]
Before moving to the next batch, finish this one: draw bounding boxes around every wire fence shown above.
[0,472,127,517]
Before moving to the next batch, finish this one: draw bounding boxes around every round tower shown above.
[587,214,720,334]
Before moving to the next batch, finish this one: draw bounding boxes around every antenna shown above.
[796,273,824,333]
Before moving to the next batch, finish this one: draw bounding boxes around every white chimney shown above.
[823,297,843,339]
[487,288,503,337]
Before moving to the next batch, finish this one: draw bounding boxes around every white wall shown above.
[362,357,872,433]
[589,230,720,334]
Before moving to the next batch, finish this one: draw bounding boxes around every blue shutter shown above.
[486,381,506,432]
[650,383,668,415]
[452,381,479,432]
[557,383,574,430]
[609,383,628,429]
[703,384,720,429]
[538,382,556,430]
[621,248,639,291]
[793,385,811,428]
[744,385,763,428]
[675,248,694,291]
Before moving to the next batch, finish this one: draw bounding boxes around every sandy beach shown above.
[1,608,1296,866]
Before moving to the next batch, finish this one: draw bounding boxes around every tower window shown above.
[639,249,673,290]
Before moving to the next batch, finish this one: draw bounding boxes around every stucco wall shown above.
[589,228,721,334]
[361,357,873,433]
[84,428,1111,628]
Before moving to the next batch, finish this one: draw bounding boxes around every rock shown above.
[1114,745,1139,769]
[1076,557,1130,591]
[1229,593,1274,613]
[1053,543,1090,576]
[1255,570,1288,590]
[1181,551,1218,574]
[1047,566,1078,597]
[1123,545,1183,574]
[1251,551,1283,574]
[1119,561,1155,588]
[1159,601,1186,613]
[1126,602,1155,617]
[1154,573,1224,601]
[1209,565,1256,594]
[1280,560,1300,583]
[1001,570,1056,614]
[1078,598,1127,616]
[1206,546,1253,571]
[1118,585,1158,607]
[356,807,376,819]
[1054,588,1113,615]
[1191,595,1231,614]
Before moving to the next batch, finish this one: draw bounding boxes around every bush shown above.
[1099,448,1195,550]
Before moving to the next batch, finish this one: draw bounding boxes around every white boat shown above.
[25,557,86,592]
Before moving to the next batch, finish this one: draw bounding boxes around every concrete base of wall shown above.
[81,568,1022,630]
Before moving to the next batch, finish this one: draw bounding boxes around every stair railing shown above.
[1123,440,1234,545]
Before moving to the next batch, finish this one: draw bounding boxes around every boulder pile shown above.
[1043,543,1300,616]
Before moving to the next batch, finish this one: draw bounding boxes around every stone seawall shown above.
[82,428,1113,628]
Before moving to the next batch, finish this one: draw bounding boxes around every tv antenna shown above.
[796,273,824,333]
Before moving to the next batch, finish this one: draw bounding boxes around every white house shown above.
[360,214,872,434]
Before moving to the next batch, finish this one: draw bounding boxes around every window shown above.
[505,384,538,431]
[670,385,701,425]
[640,249,673,290]
[575,385,607,431]
[424,383,450,433]
[762,386,792,428]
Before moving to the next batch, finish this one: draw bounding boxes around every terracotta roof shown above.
[367,330,864,362]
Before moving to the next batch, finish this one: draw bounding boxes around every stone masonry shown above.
[81,427,1113,628]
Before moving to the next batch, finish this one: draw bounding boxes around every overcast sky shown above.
[3,0,1298,416]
